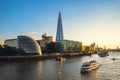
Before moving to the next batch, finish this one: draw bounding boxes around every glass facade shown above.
[17,36,42,55]
[57,40,82,53]
[4,39,18,48]
[56,12,64,41]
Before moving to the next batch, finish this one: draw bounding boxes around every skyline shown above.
[1,0,120,48]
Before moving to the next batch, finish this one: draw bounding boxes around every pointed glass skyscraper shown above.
[56,12,64,41]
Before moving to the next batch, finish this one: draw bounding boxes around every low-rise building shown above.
[4,39,18,48]
[36,33,53,53]
[56,40,82,53]
[42,33,53,43]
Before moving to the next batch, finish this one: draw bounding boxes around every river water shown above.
[0,52,120,80]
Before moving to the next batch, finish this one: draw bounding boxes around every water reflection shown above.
[0,52,120,80]
[57,61,64,80]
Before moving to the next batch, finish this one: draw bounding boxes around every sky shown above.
[0,0,120,49]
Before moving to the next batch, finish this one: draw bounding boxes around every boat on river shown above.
[98,51,109,57]
[111,57,118,61]
[81,60,99,73]
[56,57,66,61]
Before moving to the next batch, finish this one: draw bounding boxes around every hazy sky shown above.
[0,0,120,48]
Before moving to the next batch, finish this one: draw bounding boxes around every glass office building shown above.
[57,40,82,53]
[5,35,42,55]
[18,36,42,55]
[56,12,64,41]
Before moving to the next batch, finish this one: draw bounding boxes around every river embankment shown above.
[0,53,93,62]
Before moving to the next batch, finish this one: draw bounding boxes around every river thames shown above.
[0,52,120,80]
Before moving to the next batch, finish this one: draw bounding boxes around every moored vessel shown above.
[56,57,66,61]
[98,51,109,57]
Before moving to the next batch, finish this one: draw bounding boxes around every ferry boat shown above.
[80,60,99,73]
[56,57,66,61]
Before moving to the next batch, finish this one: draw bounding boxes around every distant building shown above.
[56,12,64,41]
[36,40,46,53]
[82,45,99,54]
[82,45,90,53]
[4,39,18,48]
[96,47,103,52]
[82,45,86,52]
[4,35,42,55]
[42,33,53,43]
[36,33,53,53]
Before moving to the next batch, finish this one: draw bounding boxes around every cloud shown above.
[23,32,41,40]
[26,32,39,35]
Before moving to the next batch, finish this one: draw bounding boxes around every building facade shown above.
[18,36,42,55]
[42,33,53,43]
[36,33,53,53]
[4,35,42,55]
[56,40,82,53]
[4,39,18,48]
[56,12,64,41]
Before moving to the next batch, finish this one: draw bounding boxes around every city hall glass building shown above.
[5,35,42,55]
[18,36,42,55]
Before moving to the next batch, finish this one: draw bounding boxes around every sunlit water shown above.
[0,52,120,80]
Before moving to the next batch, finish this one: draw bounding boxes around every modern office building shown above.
[4,35,42,55]
[55,12,82,53]
[56,12,64,41]
[56,40,82,53]
[17,36,42,55]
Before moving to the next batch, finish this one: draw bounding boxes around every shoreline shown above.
[0,53,93,63]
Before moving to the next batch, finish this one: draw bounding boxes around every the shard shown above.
[56,12,64,41]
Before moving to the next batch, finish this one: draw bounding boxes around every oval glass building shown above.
[17,35,42,55]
